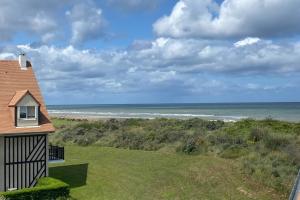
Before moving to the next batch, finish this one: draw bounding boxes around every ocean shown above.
[47,102,300,122]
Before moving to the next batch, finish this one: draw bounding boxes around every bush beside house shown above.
[0,177,70,200]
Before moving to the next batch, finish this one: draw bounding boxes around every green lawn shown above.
[49,145,283,200]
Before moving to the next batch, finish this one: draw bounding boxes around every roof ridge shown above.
[8,89,41,107]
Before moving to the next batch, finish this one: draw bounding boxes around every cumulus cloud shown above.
[8,37,299,99]
[234,37,261,47]
[107,0,160,11]
[1,0,299,103]
[66,3,108,45]
[153,0,300,39]
[149,70,177,83]
[0,0,108,45]
[129,40,152,50]
[0,52,15,59]
[0,0,69,42]
[15,37,300,79]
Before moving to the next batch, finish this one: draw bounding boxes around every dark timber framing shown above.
[3,134,47,191]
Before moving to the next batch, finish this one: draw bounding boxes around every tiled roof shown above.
[8,89,40,107]
[0,60,55,135]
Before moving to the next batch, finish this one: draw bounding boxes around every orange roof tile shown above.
[8,89,41,107]
[0,60,55,135]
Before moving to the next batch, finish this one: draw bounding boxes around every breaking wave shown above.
[48,110,247,121]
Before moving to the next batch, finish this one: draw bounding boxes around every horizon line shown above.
[46,101,300,106]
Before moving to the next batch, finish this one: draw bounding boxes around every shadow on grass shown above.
[49,163,88,188]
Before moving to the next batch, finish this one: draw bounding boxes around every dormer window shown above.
[19,106,37,119]
[9,90,40,127]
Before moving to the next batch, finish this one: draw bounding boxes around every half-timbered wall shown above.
[0,134,48,191]
[0,137,4,191]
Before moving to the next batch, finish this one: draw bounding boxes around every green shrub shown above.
[114,131,146,150]
[241,151,298,193]
[50,117,300,195]
[294,125,300,135]
[0,177,70,200]
[179,134,207,154]
[282,142,300,165]
[262,133,290,150]
[95,134,117,147]
[182,118,225,131]
[248,127,269,142]
[74,129,98,146]
[50,118,226,149]
[205,120,225,131]
[207,133,246,146]
[121,118,147,127]
[219,145,248,159]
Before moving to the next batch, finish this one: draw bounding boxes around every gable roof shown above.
[8,90,41,107]
[0,60,55,135]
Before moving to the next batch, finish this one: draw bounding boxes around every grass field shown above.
[49,145,284,200]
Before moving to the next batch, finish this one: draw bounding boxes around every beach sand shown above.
[49,113,149,121]
[49,113,238,122]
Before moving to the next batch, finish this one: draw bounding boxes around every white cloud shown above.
[0,53,15,59]
[12,37,300,82]
[1,0,299,103]
[149,70,177,83]
[234,37,261,48]
[12,37,300,93]
[66,3,107,45]
[246,83,259,90]
[107,0,160,11]
[0,0,108,44]
[0,0,68,42]
[154,0,300,39]
[30,12,57,34]
[3,38,298,103]
[128,67,138,73]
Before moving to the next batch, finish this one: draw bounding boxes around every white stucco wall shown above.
[17,94,38,107]
[0,136,4,192]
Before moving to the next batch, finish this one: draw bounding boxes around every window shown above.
[19,106,36,119]
[27,106,35,118]
[20,106,27,118]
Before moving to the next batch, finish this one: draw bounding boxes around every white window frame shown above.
[18,106,38,120]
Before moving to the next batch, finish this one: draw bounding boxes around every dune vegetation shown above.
[49,117,300,199]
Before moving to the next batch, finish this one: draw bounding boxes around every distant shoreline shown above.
[47,102,300,122]
[49,113,154,121]
[48,113,240,122]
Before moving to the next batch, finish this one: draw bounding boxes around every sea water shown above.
[47,102,300,122]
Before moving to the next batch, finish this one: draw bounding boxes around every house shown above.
[0,54,55,192]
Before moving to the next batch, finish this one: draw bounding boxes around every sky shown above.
[0,0,300,104]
